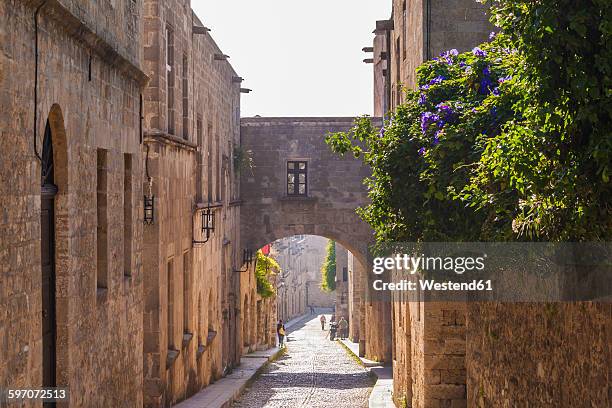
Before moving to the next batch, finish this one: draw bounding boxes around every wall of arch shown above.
[240,117,392,363]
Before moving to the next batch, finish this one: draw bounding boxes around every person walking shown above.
[277,320,286,348]
[319,314,326,330]
[338,316,348,340]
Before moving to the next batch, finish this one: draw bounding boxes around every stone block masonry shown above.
[141,1,275,406]
[0,0,146,406]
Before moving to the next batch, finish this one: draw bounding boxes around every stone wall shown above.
[466,303,610,407]
[0,0,146,406]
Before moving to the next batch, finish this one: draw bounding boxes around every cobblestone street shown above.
[232,315,374,408]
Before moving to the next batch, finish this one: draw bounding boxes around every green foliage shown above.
[320,240,336,292]
[233,145,254,175]
[326,0,611,242]
[255,250,279,298]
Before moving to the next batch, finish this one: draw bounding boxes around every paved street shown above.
[232,315,374,408]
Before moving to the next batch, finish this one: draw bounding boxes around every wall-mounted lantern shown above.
[201,205,215,237]
[144,154,155,225]
[144,195,155,225]
[193,203,215,245]
[234,249,255,273]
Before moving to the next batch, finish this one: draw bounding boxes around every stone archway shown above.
[239,117,392,362]
[239,117,378,268]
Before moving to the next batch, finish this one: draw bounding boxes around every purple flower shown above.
[379,127,386,137]
[492,87,500,96]
[433,130,442,146]
[436,103,455,124]
[429,75,446,85]
[479,66,493,95]
[419,84,430,91]
[459,61,466,68]
[418,147,426,156]
[472,47,487,58]
[471,108,477,113]
[440,49,458,57]
[498,75,512,83]
[479,77,493,95]
[489,32,496,40]
[439,49,459,65]
[420,111,440,134]
[418,93,427,105]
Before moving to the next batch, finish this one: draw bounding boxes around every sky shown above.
[191,1,392,117]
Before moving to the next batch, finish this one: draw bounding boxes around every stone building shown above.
[140,1,274,406]
[273,235,334,322]
[366,3,610,408]
[0,0,147,406]
[365,2,491,406]
[367,0,492,114]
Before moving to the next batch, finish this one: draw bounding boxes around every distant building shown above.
[273,235,335,322]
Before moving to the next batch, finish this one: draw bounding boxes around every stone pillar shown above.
[347,252,362,343]
[335,245,349,321]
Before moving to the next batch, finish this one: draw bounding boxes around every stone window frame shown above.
[286,160,308,196]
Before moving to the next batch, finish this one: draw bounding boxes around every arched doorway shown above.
[41,120,57,393]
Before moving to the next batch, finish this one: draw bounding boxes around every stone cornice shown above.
[39,0,149,88]
[144,130,198,151]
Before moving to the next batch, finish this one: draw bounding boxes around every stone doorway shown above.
[41,121,57,400]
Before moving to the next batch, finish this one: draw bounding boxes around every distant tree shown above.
[320,240,336,292]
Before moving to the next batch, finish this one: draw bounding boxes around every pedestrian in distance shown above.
[310,305,315,314]
[277,319,286,348]
[319,314,326,330]
[338,316,348,340]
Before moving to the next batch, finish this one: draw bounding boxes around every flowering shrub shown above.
[326,1,611,242]
[255,250,279,298]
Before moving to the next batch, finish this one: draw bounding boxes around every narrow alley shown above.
[232,315,374,408]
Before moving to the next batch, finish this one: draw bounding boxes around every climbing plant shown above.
[255,250,279,298]
[233,145,255,175]
[326,0,611,243]
[320,240,336,292]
